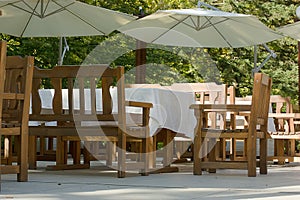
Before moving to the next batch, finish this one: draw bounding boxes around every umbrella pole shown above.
[58,37,69,66]
[252,44,276,75]
[197,1,220,10]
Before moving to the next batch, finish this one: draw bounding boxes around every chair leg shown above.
[28,135,37,169]
[83,143,91,166]
[18,131,28,182]
[247,137,257,177]
[163,130,173,167]
[275,139,285,165]
[193,132,202,175]
[260,138,267,174]
[208,138,216,173]
[56,136,65,165]
[118,130,126,178]
[71,141,81,165]
[233,138,238,160]
[151,136,156,168]
[106,141,116,166]
[289,139,295,157]
[141,137,149,176]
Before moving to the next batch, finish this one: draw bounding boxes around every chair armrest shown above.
[268,113,295,119]
[190,104,251,112]
[126,100,153,108]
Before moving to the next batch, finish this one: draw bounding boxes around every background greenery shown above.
[1,0,300,104]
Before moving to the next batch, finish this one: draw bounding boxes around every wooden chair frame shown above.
[190,73,272,177]
[0,40,34,182]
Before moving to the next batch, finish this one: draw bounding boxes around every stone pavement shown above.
[1,162,300,199]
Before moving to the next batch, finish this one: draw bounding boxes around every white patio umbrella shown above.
[0,0,136,64]
[277,19,300,106]
[277,21,300,41]
[0,0,136,37]
[118,8,283,48]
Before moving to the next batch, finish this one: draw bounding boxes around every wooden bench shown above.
[28,65,152,178]
[0,40,34,182]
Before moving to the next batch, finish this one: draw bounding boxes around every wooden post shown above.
[135,8,147,84]
[135,41,147,83]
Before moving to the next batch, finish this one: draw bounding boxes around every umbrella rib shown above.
[19,0,41,36]
[151,15,191,43]
[205,16,233,47]
[169,15,221,32]
[8,0,42,18]
[206,16,281,46]
[43,1,75,18]
[177,15,233,47]
[190,15,207,30]
[184,15,228,31]
[53,1,106,35]
[41,0,51,17]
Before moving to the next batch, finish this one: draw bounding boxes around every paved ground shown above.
[1,162,300,199]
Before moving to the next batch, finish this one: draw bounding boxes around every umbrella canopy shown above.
[118,8,283,48]
[0,0,136,37]
[277,21,300,41]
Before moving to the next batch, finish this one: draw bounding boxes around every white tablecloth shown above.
[125,88,196,137]
[35,88,276,139]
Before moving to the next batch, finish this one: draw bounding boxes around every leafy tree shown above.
[1,0,300,104]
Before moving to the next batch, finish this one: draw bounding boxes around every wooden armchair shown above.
[0,41,34,182]
[190,73,272,177]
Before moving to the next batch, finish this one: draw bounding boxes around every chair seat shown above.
[202,128,265,139]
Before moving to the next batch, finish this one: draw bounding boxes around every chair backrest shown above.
[269,95,292,132]
[169,82,227,104]
[2,56,34,122]
[0,40,34,124]
[125,84,162,88]
[227,85,236,104]
[270,95,292,114]
[30,65,125,126]
[249,73,272,133]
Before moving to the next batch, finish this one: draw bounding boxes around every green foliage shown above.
[1,0,300,105]
[199,0,300,101]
